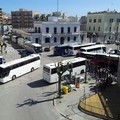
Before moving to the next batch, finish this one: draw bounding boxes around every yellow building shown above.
[87,10,120,36]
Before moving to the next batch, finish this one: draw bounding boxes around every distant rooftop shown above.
[88,10,120,14]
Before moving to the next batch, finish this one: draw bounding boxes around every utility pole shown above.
[84,60,87,83]
[67,62,73,83]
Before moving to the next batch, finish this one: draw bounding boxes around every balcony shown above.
[42,33,52,37]
[71,32,80,35]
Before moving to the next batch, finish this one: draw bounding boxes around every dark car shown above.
[44,47,50,52]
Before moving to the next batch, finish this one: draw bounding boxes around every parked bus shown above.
[43,57,86,83]
[53,44,70,56]
[0,54,41,83]
[68,43,97,56]
[80,44,106,53]
[24,42,42,53]
[53,43,96,56]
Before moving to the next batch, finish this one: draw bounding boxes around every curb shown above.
[53,97,73,120]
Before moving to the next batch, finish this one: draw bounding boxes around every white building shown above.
[12,15,88,47]
[31,16,81,47]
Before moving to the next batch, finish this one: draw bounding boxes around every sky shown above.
[1,0,120,16]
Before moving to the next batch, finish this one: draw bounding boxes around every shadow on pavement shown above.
[100,83,120,120]
[27,79,50,88]
[16,98,53,107]
[42,91,57,97]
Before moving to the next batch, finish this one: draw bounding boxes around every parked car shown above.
[106,40,115,44]
[44,47,50,52]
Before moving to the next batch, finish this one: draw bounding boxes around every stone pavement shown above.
[53,77,120,120]
[53,78,103,120]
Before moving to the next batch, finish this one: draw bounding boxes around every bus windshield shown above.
[0,67,10,78]
[34,47,42,53]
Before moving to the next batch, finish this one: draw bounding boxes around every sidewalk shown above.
[53,79,103,120]
[53,78,120,120]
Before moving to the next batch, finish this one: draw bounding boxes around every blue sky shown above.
[1,0,120,16]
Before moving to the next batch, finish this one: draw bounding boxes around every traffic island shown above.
[79,92,114,120]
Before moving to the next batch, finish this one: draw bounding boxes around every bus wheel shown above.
[81,70,84,74]
[12,75,16,80]
[31,67,34,72]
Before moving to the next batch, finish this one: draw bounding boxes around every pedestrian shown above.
[0,44,3,53]
[4,43,7,53]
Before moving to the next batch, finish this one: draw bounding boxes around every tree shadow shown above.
[16,98,53,108]
[47,54,58,57]
[42,91,57,97]
[27,79,50,88]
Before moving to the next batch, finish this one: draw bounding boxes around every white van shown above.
[0,56,6,64]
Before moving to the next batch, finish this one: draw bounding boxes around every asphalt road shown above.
[0,41,69,120]
[0,40,117,120]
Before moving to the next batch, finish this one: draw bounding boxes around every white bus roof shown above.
[80,44,106,50]
[82,52,119,58]
[32,43,42,47]
[0,54,40,68]
[68,43,96,48]
[44,57,86,69]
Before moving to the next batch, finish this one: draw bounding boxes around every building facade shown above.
[0,8,2,25]
[87,10,120,36]
[11,8,39,29]
[32,20,81,47]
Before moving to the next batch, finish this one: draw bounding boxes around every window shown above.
[117,27,119,32]
[54,27,57,34]
[74,37,76,41]
[35,27,37,32]
[89,26,91,31]
[73,61,85,68]
[93,27,95,31]
[98,27,100,31]
[117,19,120,23]
[54,37,57,42]
[46,27,49,33]
[61,27,64,33]
[89,19,92,23]
[38,27,41,33]
[67,37,70,41]
[93,19,96,23]
[68,27,70,33]
[43,67,50,73]
[98,19,101,23]
[51,68,57,74]
[45,38,50,43]
[109,18,113,22]
[109,27,111,32]
[74,27,77,32]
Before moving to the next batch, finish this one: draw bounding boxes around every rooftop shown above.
[88,10,120,14]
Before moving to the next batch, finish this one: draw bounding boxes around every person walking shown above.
[4,43,7,53]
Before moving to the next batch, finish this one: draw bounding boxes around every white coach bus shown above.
[80,44,106,53]
[0,54,41,83]
[43,57,86,83]
[68,43,96,55]
[24,42,42,53]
